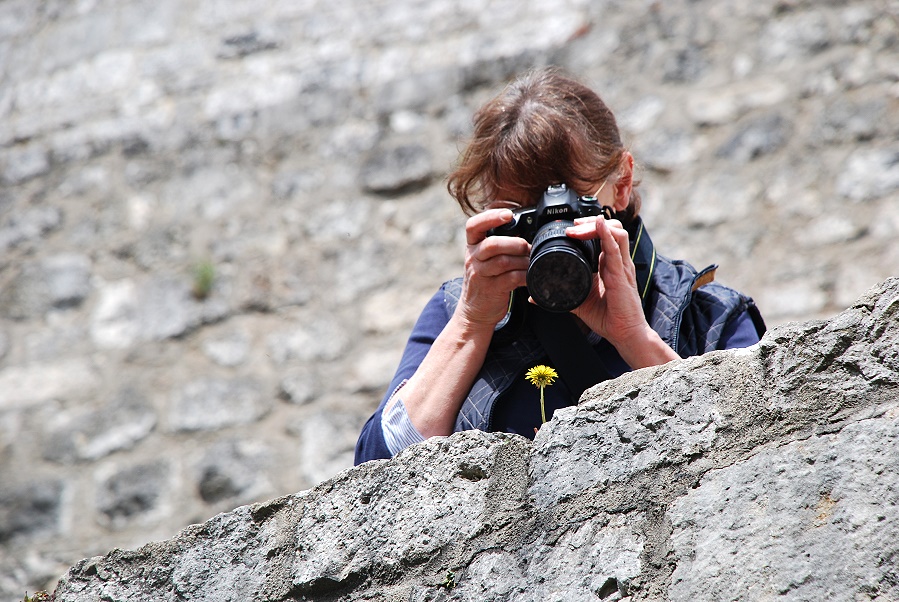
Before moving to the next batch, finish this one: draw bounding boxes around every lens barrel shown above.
[527,221,594,312]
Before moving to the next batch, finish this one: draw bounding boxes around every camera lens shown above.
[527,221,594,312]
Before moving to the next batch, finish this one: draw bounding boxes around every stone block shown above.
[195,439,273,505]
[813,97,887,145]
[167,377,271,432]
[0,359,101,411]
[278,368,319,405]
[95,460,171,530]
[201,329,250,367]
[715,113,791,163]
[0,0,36,38]
[291,410,367,486]
[759,10,832,63]
[837,146,899,202]
[359,142,434,196]
[0,206,63,254]
[42,387,157,464]
[635,129,698,174]
[669,412,899,601]
[1,144,50,185]
[266,317,349,363]
[0,480,65,543]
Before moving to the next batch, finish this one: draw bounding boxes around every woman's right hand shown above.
[457,209,530,327]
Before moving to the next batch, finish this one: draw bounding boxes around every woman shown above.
[355,68,765,464]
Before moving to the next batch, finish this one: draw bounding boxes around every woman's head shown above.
[447,67,640,224]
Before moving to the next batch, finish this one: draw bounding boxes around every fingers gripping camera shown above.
[488,184,612,312]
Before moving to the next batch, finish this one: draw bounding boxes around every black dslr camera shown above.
[488,184,611,312]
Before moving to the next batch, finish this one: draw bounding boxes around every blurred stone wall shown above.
[0,0,897,596]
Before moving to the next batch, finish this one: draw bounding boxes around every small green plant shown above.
[23,592,52,602]
[192,260,216,300]
[437,570,456,591]
[525,364,559,424]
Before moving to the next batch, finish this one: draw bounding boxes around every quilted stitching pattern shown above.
[444,279,544,431]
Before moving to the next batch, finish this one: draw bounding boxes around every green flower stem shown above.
[525,365,558,427]
[539,386,547,424]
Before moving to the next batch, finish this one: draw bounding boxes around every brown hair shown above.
[447,67,640,223]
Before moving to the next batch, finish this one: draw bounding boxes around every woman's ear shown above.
[612,152,634,213]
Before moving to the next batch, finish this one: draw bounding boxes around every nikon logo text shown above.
[545,207,568,215]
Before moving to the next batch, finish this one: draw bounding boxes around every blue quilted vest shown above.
[444,218,764,432]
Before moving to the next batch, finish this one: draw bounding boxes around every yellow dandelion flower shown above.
[525,365,558,424]
[525,365,558,388]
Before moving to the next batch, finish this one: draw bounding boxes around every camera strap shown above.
[527,304,612,400]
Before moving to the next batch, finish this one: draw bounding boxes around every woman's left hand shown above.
[565,216,679,369]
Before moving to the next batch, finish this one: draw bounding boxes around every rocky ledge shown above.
[52,278,899,602]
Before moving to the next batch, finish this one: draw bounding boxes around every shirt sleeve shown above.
[380,380,426,455]
[353,284,453,465]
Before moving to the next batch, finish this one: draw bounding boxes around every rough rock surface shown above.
[51,278,899,601]
[2,0,898,596]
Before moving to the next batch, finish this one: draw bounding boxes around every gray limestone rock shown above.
[0,252,88,319]
[837,146,899,203]
[278,369,319,405]
[635,129,698,174]
[42,387,157,464]
[167,377,271,432]
[359,142,434,196]
[195,439,273,505]
[3,0,899,597]
[0,480,65,543]
[266,318,349,363]
[716,113,792,163]
[0,358,101,411]
[0,143,50,184]
[669,413,899,601]
[52,278,899,601]
[95,460,172,529]
[90,275,230,349]
[201,329,251,367]
[814,97,887,145]
[0,206,63,254]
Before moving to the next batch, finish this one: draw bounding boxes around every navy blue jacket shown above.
[355,220,764,464]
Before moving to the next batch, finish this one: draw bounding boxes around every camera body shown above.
[488,184,608,312]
